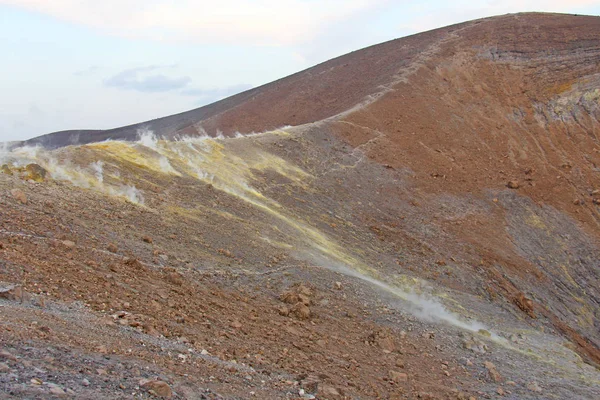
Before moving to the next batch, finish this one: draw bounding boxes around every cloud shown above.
[181,84,253,101]
[73,65,101,76]
[0,0,390,46]
[104,66,192,93]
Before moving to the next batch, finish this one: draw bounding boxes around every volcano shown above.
[2,12,600,399]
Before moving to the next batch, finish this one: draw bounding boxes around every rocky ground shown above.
[2,11,600,400]
[1,126,600,399]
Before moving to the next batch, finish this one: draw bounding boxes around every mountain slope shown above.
[26,13,599,148]
[2,12,600,399]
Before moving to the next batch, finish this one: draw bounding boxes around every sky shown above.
[1,1,599,142]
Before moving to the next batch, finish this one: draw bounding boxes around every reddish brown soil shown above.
[4,11,600,400]
[0,174,483,399]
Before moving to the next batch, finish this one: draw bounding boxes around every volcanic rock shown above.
[280,291,299,304]
[0,284,26,303]
[291,303,311,320]
[389,370,408,383]
[0,349,17,361]
[48,385,65,395]
[300,374,320,393]
[463,337,487,354]
[527,381,542,393]
[514,293,535,318]
[318,383,342,399]
[10,188,27,204]
[1,164,12,175]
[506,180,520,189]
[140,379,173,398]
[367,330,396,352]
[24,164,47,182]
[2,12,600,400]
[62,240,75,249]
[484,361,502,382]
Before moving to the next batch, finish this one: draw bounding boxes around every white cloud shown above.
[2,0,389,46]
[104,65,192,93]
[73,65,102,77]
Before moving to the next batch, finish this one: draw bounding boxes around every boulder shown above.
[507,180,520,189]
[280,291,299,304]
[62,240,76,249]
[24,164,47,182]
[527,381,542,393]
[140,379,173,398]
[0,284,27,303]
[1,164,12,175]
[318,383,342,399]
[463,337,487,354]
[367,330,396,352]
[484,361,502,382]
[10,189,27,204]
[291,303,311,320]
[389,370,408,383]
[514,293,535,318]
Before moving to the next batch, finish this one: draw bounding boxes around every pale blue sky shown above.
[1,0,599,141]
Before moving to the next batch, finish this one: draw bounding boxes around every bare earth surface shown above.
[2,12,600,400]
